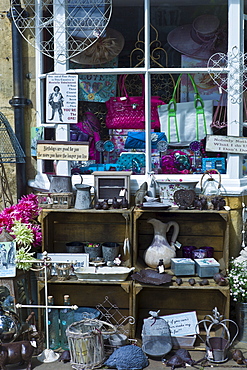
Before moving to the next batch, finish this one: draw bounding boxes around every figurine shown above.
[112,197,121,209]
[0,340,34,370]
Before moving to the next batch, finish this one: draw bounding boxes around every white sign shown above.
[206,135,247,154]
[0,241,16,278]
[161,311,198,337]
[46,74,78,123]
[37,141,89,161]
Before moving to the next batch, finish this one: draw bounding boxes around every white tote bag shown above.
[158,74,213,146]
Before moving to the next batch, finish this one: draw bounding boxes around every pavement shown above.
[7,341,247,370]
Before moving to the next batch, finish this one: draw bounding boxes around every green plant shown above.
[228,259,247,303]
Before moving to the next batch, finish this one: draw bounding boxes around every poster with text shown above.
[46,74,78,124]
[0,241,16,278]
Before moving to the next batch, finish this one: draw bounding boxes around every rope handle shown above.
[200,169,222,192]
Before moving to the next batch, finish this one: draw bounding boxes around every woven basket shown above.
[37,192,74,209]
[66,319,116,370]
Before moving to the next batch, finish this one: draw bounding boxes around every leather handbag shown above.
[158,74,213,146]
[105,75,165,129]
[124,132,167,149]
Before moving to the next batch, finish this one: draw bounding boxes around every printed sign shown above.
[206,135,247,154]
[46,74,78,123]
[161,311,198,337]
[37,141,89,161]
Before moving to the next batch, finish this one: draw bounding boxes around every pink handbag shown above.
[105,75,165,129]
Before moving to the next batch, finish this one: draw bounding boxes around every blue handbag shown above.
[124,132,167,149]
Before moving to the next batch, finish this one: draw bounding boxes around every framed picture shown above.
[0,241,16,278]
[46,74,78,124]
[202,157,226,174]
[37,253,89,275]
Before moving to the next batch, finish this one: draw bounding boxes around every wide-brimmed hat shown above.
[167,14,227,60]
[70,28,125,65]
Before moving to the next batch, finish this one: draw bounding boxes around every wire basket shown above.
[66,319,116,370]
[51,192,74,208]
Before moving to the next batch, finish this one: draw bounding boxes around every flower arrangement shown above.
[228,258,247,303]
[0,193,42,270]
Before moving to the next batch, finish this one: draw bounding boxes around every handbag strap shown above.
[167,74,207,143]
[118,75,145,98]
[211,92,227,130]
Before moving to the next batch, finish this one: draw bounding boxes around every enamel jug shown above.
[74,184,94,209]
[144,218,179,268]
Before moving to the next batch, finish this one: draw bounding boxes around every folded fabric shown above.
[124,132,167,149]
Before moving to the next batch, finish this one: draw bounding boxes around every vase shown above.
[84,243,102,261]
[235,302,247,343]
[102,242,120,262]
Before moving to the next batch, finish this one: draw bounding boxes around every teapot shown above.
[144,218,179,268]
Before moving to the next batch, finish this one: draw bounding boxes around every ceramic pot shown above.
[102,242,120,262]
[66,241,84,253]
[84,243,102,260]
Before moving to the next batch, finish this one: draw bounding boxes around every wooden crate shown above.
[38,280,134,338]
[133,209,229,271]
[132,280,230,340]
[40,208,132,266]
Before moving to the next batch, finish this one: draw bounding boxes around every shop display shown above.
[143,218,180,268]
[158,74,213,146]
[124,132,167,150]
[106,75,165,129]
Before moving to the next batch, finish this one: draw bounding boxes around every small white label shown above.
[31,340,37,348]
[158,265,165,274]
[120,97,127,101]
[119,188,126,196]
[174,241,182,249]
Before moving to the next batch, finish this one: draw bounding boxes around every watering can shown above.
[49,175,72,193]
[196,307,239,363]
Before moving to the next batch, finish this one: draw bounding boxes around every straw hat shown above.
[70,28,125,65]
[167,14,227,60]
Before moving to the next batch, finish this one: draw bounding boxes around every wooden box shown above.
[171,258,195,276]
[195,258,220,277]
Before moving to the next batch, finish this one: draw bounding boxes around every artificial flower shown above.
[0,194,42,270]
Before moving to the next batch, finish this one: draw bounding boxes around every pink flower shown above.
[0,194,42,248]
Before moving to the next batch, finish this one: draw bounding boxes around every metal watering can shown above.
[196,307,239,363]
[74,176,95,209]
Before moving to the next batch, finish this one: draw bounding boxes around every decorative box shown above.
[170,258,195,276]
[195,258,220,277]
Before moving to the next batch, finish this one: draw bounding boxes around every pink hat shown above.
[167,14,227,60]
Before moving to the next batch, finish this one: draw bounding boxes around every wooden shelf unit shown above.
[38,207,230,341]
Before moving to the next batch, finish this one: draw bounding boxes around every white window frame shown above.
[35,0,247,195]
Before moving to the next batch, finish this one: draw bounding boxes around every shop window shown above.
[34,0,246,182]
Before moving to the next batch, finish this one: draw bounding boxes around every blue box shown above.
[170,258,195,276]
[195,258,220,277]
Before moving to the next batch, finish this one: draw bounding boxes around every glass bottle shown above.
[47,295,60,350]
[60,294,74,350]
[156,259,165,274]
